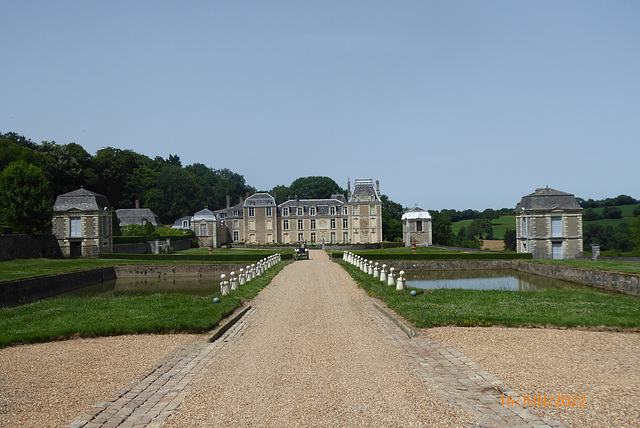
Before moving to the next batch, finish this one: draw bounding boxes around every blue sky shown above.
[3,1,639,210]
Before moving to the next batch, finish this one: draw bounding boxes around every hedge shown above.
[98,252,291,262]
[329,251,533,261]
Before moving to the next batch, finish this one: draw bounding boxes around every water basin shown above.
[60,276,222,298]
[405,269,589,291]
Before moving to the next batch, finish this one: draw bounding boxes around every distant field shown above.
[451,203,639,240]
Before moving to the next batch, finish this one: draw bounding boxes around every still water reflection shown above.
[404,269,588,291]
[60,276,222,298]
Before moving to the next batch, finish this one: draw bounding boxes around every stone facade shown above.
[515,187,583,259]
[52,188,114,257]
[191,207,220,248]
[401,206,433,247]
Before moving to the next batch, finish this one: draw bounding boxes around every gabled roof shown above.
[172,216,192,229]
[193,208,216,221]
[53,188,111,212]
[517,187,582,212]
[116,208,162,227]
[401,206,432,220]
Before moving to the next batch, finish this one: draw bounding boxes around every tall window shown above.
[330,206,336,215]
[283,220,289,230]
[310,206,316,216]
[70,217,81,237]
[298,232,304,242]
[248,207,255,217]
[298,219,303,229]
[330,219,336,229]
[233,231,239,241]
[331,232,336,244]
[522,218,528,238]
[310,219,316,229]
[266,207,272,216]
[200,224,207,236]
[233,219,239,228]
[297,207,303,216]
[344,207,348,215]
[416,221,423,232]
[343,219,348,228]
[310,232,316,243]
[283,207,289,216]
[551,217,562,237]
[343,232,348,243]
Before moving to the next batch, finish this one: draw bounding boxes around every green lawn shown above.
[0,261,287,348]
[531,259,640,275]
[339,261,640,328]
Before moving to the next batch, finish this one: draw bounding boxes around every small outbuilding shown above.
[402,206,432,247]
[116,201,162,228]
[515,187,583,259]
[52,188,113,257]
[192,207,220,248]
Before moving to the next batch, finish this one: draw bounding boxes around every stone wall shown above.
[114,264,244,278]
[0,267,116,307]
[0,235,63,261]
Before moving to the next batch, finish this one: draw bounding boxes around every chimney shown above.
[226,195,231,208]
[135,199,140,209]
[376,180,381,197]
[239,195,243,204]
[295,194,299,202]
[246,192,249,198]
[347,178,351,199]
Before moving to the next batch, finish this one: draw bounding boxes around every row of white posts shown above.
[342,251,405,290]
[219,253,282,296]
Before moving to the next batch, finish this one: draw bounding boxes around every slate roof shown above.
[516,187,582,212]
[53,188,111,212]
[116,208,162,227]
[401,206,432,220]
[349,178,380,203]
[243,193,276,207]
[193,208,216,221]
[279,197,346,216]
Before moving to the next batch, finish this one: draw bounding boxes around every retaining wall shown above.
[0,267,117,307]
[114,264,244,278]
[0,235,63,261]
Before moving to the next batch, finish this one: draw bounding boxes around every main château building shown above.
[203,178,383,246]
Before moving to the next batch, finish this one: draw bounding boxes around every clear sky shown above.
[3,1,639,211]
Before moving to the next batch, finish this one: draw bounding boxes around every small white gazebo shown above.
[401,206,432,247]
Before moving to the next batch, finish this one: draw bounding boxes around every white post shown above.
[380,264,387,282]
[388,267,395,286]
[239,268,246,285]
[396,270,405,291]
[230,271,238,291]
[373,262,379,279]
[220,274,230,296]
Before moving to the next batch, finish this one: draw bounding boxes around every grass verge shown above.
[0,261,288,348]
[338,261,640,329]
[530,259,640,275]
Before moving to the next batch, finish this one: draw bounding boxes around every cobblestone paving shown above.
[369,305,567,428]
[66,308,254,428]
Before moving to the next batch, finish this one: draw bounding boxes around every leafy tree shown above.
[631,216,640,252]
[0,161,53,234]
[380,194,404,242]
[36,141,84,195]
[143,221,156,236]
[602,206,622,219]
[634,206,640,217]
[270,184,292,205]
[288,176,344,200]
[148,165,206,223]
[583,208,603,221]
[121,224,145,236]
[122,165,159,209]
[503,229,516,251]
[429,210,454,246]
[91,147,152,208]
[0,132,37,149]
[0,138,43,169]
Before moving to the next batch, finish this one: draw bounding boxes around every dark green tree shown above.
[380,194,404,242]
[631,216,640,252]
[0,161,53,234]
[288,176,344,200]
[503,229,516,251]
[429,210,454,246]
[148,165,206,223]
[602,206,622,219]
[91,147,152,208]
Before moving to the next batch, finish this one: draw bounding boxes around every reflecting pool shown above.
[60,276,222,298]
[404,269,589,291]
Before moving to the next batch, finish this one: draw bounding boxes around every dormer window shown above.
[283,207,289,216]
[297,207,303,216]
[330,206,336,216]
[310,206,316,216]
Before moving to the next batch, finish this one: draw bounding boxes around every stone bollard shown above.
[388,267,396,286]
[245,265,252,282]
[220,274,230,296]
[380,264,387,282]
[396,270,405,291]
[373,262,379,279]
[239,268,246,286]
[230,271,238,291]
[368,261,374,275]
[250,264,256,280]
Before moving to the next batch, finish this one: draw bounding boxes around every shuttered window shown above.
[70,217,81,237]
[551,217,562,237]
